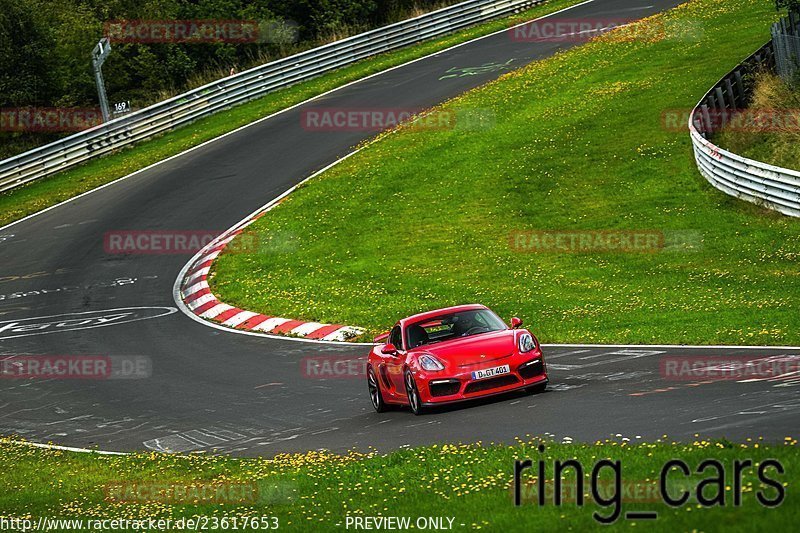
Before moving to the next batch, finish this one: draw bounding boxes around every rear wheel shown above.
[368,366,388,413]
[404,370,424,415]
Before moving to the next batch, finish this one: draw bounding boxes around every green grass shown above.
[211,0,800,346]
[0,0,585,229]
[0,436,796,531]
[714,71,800,170]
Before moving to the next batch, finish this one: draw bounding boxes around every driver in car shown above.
[450,315,476,337]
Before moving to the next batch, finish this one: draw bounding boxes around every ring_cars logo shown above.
[0,307,177,339]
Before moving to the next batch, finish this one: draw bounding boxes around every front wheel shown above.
[368,366,388,413]
[404,370,425,415]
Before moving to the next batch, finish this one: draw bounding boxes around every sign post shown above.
[92,37,112,122]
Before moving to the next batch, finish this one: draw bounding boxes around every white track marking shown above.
[548,363,580,370]
[547,349,591,359]
[6,439,127,455]
[290,322,326,336]
[199,303,234,319]
[222,310,258,327]
[202,250,221,261]
[0,307,177,340]
[184,267,210,285]
[323,326,364,342]
[252,317,290,332]
[186,293,215,310]
[182,281,209,297]
[580,352,613,359]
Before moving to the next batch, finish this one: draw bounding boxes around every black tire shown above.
[404,370,425,415]
[368,366,388,413]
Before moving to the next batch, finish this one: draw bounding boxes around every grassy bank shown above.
[0,0,585,229]
[211,0,800,346]
[0,437,796,531]
[715,71,800,170]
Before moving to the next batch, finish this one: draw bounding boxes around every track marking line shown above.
[546,349,590,359]
[3,439,127,455]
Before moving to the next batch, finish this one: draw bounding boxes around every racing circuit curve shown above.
[1,0,799,456]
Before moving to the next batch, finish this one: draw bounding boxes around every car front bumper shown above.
[418,355,548,405]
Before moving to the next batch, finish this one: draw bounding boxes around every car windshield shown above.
[405,309,507,349]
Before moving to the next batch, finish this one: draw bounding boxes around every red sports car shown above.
[367,304,547,415]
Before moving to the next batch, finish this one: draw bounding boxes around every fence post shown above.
[701,104,712,136]
[724,78,737,109]
[734,71,745,104]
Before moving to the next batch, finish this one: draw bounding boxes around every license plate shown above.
[471,364,510,381]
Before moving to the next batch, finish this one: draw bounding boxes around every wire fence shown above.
[772,9,800,80]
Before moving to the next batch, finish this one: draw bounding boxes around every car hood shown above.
[415,330,517,366]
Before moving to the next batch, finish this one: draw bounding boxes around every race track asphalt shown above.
[3,0,798,456]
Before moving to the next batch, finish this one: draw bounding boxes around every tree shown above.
[776,0,800,13]
[0,0,58,106]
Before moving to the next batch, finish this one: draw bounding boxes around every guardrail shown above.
[689,42,800,217]
[0,0,543,194]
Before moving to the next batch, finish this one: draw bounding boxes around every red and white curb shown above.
[178,213,364,343]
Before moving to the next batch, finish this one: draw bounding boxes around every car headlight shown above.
[419,354,445,371]
[518,333,536,353]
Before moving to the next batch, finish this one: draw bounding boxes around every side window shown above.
[389,325,402,350]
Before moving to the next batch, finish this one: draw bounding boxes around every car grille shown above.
[429,379,461,397]
[518,359,544,380]
[464,374,519,394]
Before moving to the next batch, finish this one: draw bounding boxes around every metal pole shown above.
[92,38,112,122]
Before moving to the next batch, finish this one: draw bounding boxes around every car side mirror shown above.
[510,317,523,329]
[381,343,399,355]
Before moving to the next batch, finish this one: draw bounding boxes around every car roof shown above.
[399,304,488,328]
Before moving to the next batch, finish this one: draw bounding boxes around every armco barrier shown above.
[0,0,542,194]
[689,42,800,217]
